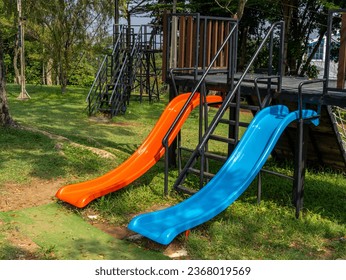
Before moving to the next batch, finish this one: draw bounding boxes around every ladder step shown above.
[228,103,259,111]
[218,118,249,127]
[175,185,197,195]
[188,167,215,179]
[179,147,227,162]
[209,134,236,144]
[204,152,227,162]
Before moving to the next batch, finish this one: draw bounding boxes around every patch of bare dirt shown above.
[1,177,189,259]
[0,178,65,211]
[6,229,41,260]
[83,206,190,259]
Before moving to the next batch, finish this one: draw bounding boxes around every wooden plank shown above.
[192,17,197,68]
[337,13,346,89]
[162,11,168,82]
[199,19,205,68]
[185,16,194,68]
[217,21,224,67]
[224,22,230,70]
[178,16,186,68]
[206,20,212,66]
[211,20,218,67]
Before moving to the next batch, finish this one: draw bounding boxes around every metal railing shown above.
[163,21,285,194]
[86,27,125,116]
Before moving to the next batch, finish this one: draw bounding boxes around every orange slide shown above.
[56,93,223,208]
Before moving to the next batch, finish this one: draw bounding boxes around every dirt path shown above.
[0,179,64,211]
[0,179,188,259]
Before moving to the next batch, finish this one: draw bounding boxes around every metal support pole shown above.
[293,121,308,218]
[257,171,262,204]
[337,13,346,89]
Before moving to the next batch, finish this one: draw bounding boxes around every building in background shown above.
[307,33,340,79]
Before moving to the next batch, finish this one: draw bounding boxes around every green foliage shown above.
[304,64,320,79]
[0,0,113,90]
[68,58,96,87]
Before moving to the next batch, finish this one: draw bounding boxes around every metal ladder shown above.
[165,22,284,195]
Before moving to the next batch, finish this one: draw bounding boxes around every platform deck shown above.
[171,74,346,108]
[170,73,346,170]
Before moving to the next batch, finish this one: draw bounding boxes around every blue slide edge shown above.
[128,105,319,245]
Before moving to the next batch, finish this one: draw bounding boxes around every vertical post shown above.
[257,171,262,204]
[324,10,333,93]
[337,13,346,89]
[169,0,178,70]
[114,0,120,40]
[162,11,168,82]
[17,0,30,100]
[167,1,178,172]
[293,121,308,218]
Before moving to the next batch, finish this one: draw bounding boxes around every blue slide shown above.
[128,105,319,245]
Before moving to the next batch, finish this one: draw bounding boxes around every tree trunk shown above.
[236,0,248,20]
[238,25,249,71]
[0,31,15,127]
[299,29,326,77]
[282,0,295,74]
[13,36,21,84]
[46,59,53,85]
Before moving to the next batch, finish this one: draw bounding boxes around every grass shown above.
[0,204,168,260]
[1,83,345,260]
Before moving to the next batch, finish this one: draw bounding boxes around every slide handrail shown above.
[162,23,238,148]
[169,21,285,193]
[108,25,144,105]
[85,26,124,103]
[197,21,284,151]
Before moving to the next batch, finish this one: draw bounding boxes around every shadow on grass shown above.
[237,166,346,225]
[0,243,48,260]
[0,204,168,260]
[0,126,120,182]
[187,198,346,260]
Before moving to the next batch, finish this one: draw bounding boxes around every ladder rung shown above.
[228,103,259,111]
[218,119,249,127]
[179,147,227,162]
[188,167,215,179]
[204,152,227,162]
[240,104,259,111]
[209,134,236,144]
[175,185,197,195]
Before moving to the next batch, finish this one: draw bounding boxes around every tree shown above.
[25,0,113,93]
[0,28,15,127]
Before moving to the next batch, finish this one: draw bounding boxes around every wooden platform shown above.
[171,74,346,107]
[169,74,346,171]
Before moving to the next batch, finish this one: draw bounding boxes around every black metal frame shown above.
[86,24,163,117]
[290,9,346,217]
[163,20,285,195]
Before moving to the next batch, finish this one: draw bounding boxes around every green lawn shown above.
[1,84,345,260]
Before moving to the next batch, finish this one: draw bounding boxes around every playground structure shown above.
[86,24,163,117]
[57,9,346,245]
